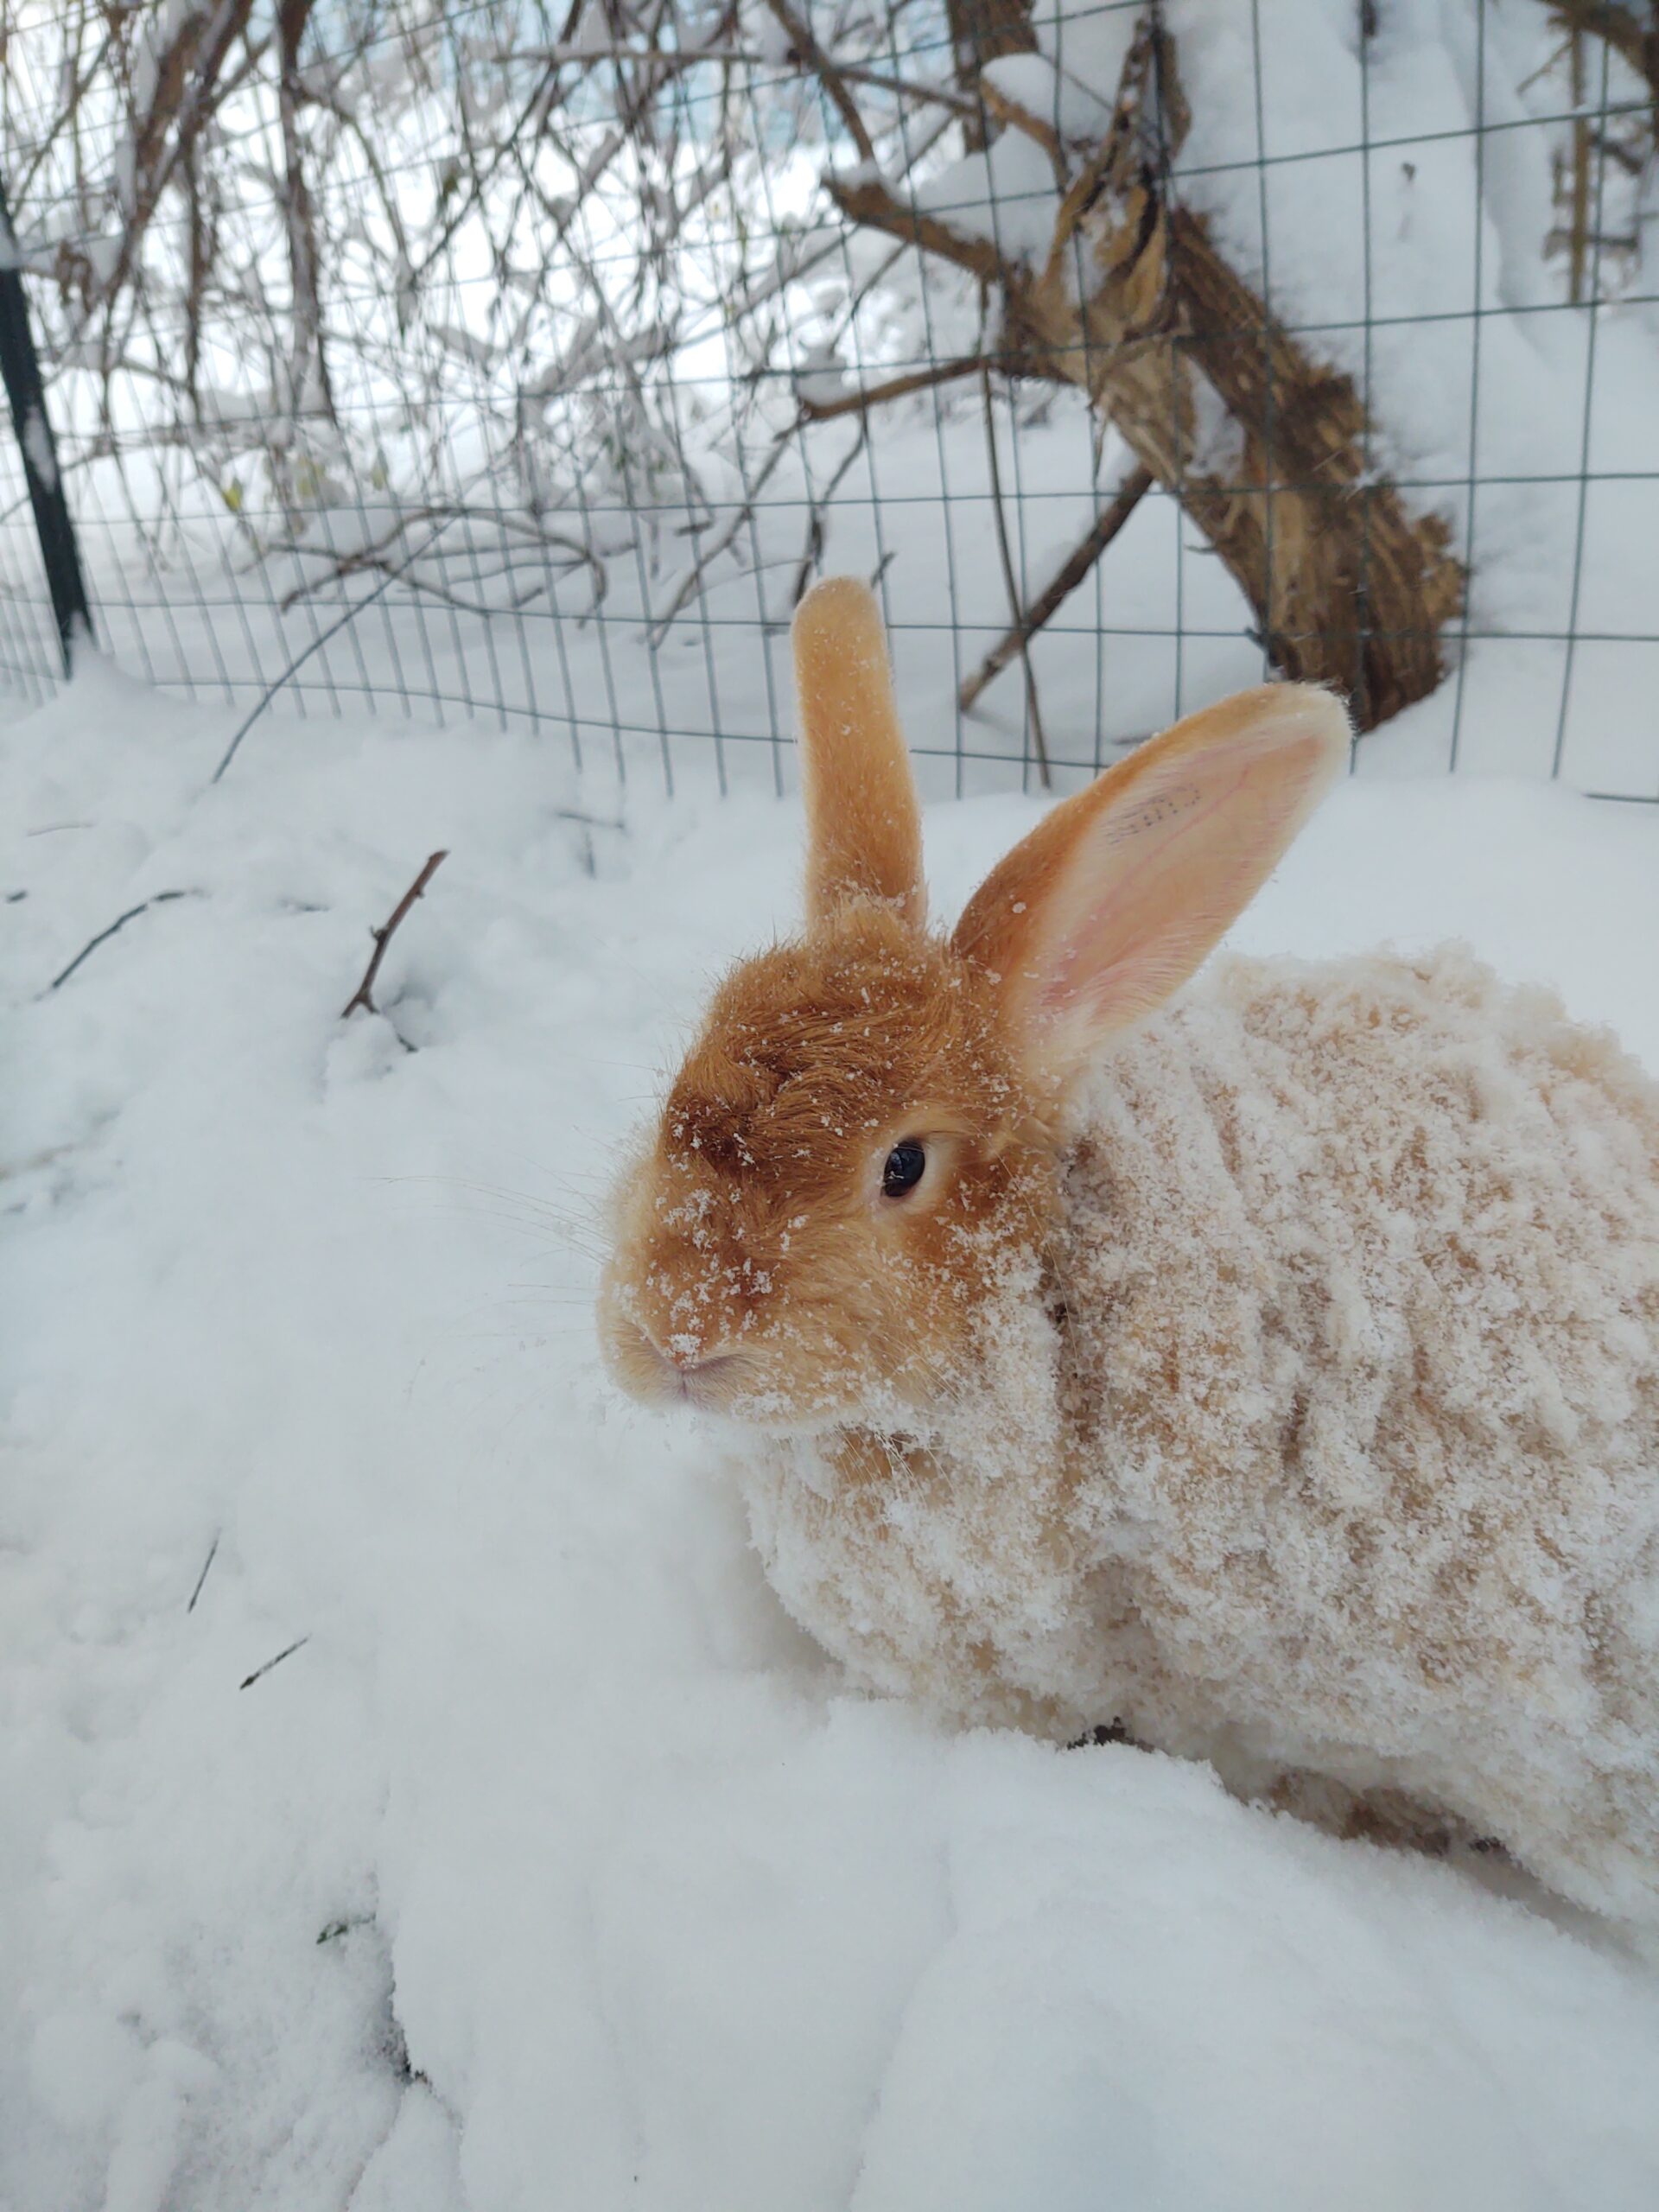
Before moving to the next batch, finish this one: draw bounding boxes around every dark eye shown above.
[881,1139,927,1198]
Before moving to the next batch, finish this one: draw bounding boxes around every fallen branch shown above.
[959,461,1154,711]
[341,852,448,1020]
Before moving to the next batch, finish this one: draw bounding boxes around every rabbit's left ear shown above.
[954,684,1349,1091]
[793,578,925,929]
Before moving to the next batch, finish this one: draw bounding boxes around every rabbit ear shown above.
[953,684,1349,1090]
[793,577,926,929]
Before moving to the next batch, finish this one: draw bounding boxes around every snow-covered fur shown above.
[741,946,1659,1924]
[600,579,1659,1930]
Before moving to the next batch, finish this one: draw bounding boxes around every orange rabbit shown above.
[601,578,1659,1929]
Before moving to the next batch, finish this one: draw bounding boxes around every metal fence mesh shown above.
[2,0,1656,800]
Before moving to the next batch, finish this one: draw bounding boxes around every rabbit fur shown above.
[741,944,1659,1924]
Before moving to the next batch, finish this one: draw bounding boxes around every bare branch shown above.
[341,851,449,1020]
[790,418,870,607]
[826,169,1005,284]
[645,428,794,645]
[797,352,1004,420]
[978,353,1051,788]
[762,0,877,164]
[960,463,1153,711]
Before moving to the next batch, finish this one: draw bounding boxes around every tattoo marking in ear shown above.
[1103,785,1204,845]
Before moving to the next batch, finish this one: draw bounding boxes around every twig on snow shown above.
[239,1635,311,1690]
[316,1914,372,1945]
[341,851,448,1020]
[187,1533,220,1613]
[41,889,200,996]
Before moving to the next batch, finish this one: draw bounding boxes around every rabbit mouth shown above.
[673,1351,751,1410]
[599,1308,878,1430]
[600,1310,761,1415]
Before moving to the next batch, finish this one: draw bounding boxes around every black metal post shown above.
[0,176,92,673]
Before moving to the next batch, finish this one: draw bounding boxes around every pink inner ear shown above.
[961,682,1349,1084]
[1038,760,1257,1020]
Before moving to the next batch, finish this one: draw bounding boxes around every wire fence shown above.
[1,0,1656,801]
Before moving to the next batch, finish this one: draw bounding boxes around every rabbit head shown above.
[599,577,1349,1428]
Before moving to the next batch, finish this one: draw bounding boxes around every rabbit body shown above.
[601,580,1659,1926]
[741,945,1659,1923]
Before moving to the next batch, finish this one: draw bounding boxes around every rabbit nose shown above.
[638,1318,736,1377]
[631,1324,747,1408]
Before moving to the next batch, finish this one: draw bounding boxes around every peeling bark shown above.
[832,17,1465,729]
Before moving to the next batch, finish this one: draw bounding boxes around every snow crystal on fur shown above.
[742,949,1659,1926]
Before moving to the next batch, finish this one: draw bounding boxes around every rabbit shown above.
[599,575,1659,1930]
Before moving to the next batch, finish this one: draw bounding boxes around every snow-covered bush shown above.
[1,0,1656,789]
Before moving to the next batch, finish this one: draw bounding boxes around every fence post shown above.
[0,175,92,674]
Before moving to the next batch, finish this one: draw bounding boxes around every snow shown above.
[4,652,1659,2209]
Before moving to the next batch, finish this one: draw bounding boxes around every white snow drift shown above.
[3,658,1659,2210]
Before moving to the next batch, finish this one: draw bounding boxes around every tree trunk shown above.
[947,0,1034,149]
[947,0,1035,71]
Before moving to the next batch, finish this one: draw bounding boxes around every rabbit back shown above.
[741,945,1659,1921]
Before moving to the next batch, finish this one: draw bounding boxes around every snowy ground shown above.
[5,656,1659,2212]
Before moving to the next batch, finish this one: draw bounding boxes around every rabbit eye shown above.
[881,1140,927,1198]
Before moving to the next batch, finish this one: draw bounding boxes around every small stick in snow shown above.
[315,1914,372,1945]
[41,889,200,996]
[187,1533,220,1614]
[341,850,448,1020]
[239,1635,311,1690]
[959,464,1154,715]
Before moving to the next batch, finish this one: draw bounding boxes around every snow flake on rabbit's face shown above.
[597,901,1056,1430]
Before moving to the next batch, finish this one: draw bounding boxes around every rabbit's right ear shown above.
[792,578,925,930]
[954,684,1349,1093]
